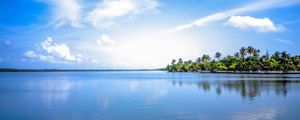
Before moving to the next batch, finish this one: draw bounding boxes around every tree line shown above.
[166,46,300,72]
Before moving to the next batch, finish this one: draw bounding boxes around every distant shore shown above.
[197,70,300,74]
[0,68,164,72]
[1,68,300,74]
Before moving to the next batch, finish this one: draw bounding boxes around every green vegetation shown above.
[166,46,300,72]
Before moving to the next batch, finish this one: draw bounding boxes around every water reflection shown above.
[1,72,300,120]
[27,80,82,106]
[231,107,280,120]
[172,80,300,99]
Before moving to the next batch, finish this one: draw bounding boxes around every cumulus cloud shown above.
[96,34,116,46]
[41,37,79,61]
[85,0,159,28]
[48,0,82,28]
[165,0,300,33]
[226,16,285,32]
[24,37,84,63]
[24,50,55,62]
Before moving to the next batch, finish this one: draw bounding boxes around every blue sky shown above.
[0,0,300,69]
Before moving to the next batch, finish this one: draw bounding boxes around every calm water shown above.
[0,71,300,120]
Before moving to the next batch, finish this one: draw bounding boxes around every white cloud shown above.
[275,38,294,44]
[96,34,116,46]
[25,50,55,63]
[85,0,159,28]
[24,37,84,63]
[165,0,300,33]
[24,51,38,58]
[226,16,284,32]
[41,37,78,61]
[48,0,82,28]
[45,0,159,28]
[91,59,99,64]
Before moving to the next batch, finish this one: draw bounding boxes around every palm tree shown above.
[182,61,191,72]
[196,57,201,63]
[178,58,183,64]
[239,47,247,59]
[171,59,176,65]
[234,52,240,58]
[247,46,255,56]
[253,49,260,57]
[281,51,290,59]
[191,62,200,72]
[215,52,222,60]
[280,51,291,71]
[265,50,270,59]
[256,49,260,56]
[272,51,281,61]
[201,54,211,61]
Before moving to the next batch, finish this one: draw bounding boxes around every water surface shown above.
[0,71,300,120]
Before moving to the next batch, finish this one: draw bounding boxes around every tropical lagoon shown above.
[1,0,300,120]
[1,71,300,120]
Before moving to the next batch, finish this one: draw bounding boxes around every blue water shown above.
[0,71,300,120]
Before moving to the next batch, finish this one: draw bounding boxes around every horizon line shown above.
[0,68,165,72]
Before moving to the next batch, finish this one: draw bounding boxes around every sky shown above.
[0,0,300,69]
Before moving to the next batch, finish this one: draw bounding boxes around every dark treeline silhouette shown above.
[166,46,300,72]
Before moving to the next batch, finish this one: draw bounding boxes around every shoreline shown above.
[1,68,300,74]
[198,70,300,74]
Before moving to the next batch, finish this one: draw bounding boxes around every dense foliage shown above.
[166,46,300,72]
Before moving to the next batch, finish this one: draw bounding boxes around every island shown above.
[166,46,300,73]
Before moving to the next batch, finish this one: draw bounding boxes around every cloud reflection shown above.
[231,107,280,120]
[28,80,81,106]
